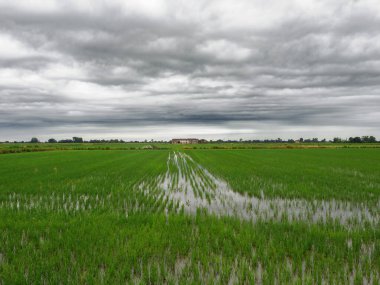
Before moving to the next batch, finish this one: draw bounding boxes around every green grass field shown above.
[0,148,379,284]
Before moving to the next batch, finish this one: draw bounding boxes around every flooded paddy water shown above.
[138,152,380,229]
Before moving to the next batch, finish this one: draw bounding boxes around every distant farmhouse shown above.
[171,138,199,144]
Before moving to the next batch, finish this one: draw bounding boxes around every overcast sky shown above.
[1,0,379,141]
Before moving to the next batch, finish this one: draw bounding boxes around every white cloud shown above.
[0,0,380,140]
[197,39,251,62]
[0,33,37,59]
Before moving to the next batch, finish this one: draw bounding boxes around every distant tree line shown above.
[47,137,84,143]
[0,136,378,143]
[333,136,377,143]
[30,137,85,143]
[23,137,167,143]
[208,136,377,143]
[216,138,325,143]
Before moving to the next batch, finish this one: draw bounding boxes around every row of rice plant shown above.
[1,149,379,283]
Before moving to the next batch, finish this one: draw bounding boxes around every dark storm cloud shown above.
[0,0,379,140]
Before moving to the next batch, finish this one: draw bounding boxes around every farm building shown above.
[171,138,199,144]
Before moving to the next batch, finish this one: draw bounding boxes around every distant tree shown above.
[333,137,342,143]
[58,139,74,143]
[48,138,57,143]
[287,139,295,143]
[30,137,39,143]
[321,138,326,143]
[299,138,304,142]
[312,138,319,143]
[348,137,362,143]
[72,137,83,143]
[361,136,377,143]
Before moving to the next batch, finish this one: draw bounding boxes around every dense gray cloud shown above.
[0,0,379,140]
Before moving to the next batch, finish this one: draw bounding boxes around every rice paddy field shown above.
[0,147,379,284]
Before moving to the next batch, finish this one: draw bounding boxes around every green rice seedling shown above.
[1,149,379,283]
